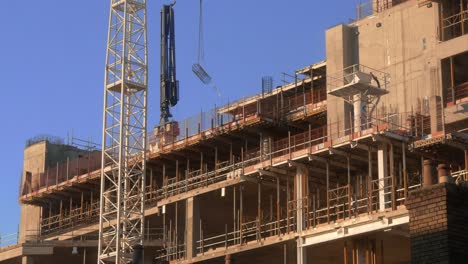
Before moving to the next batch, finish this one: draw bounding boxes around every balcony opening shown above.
[440,0,468,41]
[442,51,468,106]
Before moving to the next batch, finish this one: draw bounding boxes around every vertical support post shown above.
[347,155,351,185]
[175,160,179,183]
[326,161,330,224]
[215,147,218,176]
[240,185,243,244]
[297,238,307,264]
[257,180,262,239]
[368,148,373,213]
[461,0,465,35]
[66,157,69,181]
[450,56,455,103]
[402,142,408,199]
[277,176,281,236]
[80,192,84,219]
[296,165,308,233]
[185,197,200,260]
[150,169,154,199]
[464,150,468,172]
[233,186,236,242]
[390,144,396,210]
[344,241,349,264]
[377,144,388,211]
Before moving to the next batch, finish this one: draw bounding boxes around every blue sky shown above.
[0,0,357,235]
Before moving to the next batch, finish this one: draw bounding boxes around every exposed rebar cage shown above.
[98,0,148,263]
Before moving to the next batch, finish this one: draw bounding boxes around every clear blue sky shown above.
[0,0,357,235]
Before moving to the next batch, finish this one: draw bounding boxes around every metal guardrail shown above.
[327,64,390,93]
[0,232,19,248]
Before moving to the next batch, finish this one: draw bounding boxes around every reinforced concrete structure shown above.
[1,0,468,263]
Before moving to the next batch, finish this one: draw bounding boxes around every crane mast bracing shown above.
[98,0,148,263]
[160,3,179,124]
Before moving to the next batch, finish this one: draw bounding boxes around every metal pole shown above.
[326,161,330,224]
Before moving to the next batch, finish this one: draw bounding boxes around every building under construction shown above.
[1,0,468,263]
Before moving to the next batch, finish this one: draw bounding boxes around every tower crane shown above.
[98,0,148,263]
[98,0,180,263]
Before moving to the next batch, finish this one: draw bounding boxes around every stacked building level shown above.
[1,0,468,263]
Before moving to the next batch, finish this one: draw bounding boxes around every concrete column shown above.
[295,166,308,233]
[295,166,308,264]
[423,160,433,187]
[377,144,389,211]
[438,163,451,183]
[429,96,442,133]
[296,238,307,264]
[353,94,367,132]
[465,150,468,171]
[186,197,200,260]
[22,256,34,264]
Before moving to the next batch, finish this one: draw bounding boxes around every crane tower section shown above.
[98,0,148,263]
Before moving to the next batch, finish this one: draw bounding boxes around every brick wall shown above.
[406,183,468,263]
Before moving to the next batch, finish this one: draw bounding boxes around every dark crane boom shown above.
[160,3,179,124]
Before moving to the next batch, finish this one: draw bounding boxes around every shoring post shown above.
[80,192,84,219]
[368,148,373,213]
[308,124,312,151]
[233,186,236,242]
[59,200,63,227]
[200,152,204,176]
[225,224,228,249]
[230,143,233,166]
[56,162,59,185]
[288,131,291,160]
[150,169,154,199]
[344,241,348,264]
[401,145,408,200]
[269,137,273,166]
[326,161,330,224]
[176,160,179,185]
[348,185,352,219]
[461,1,465,35]
[390,144,396,210]
[66,157,69,181]
[215,147,218,176]
[90,192,94,216]
[186,159,190,192]
[276,176,280,236]
[200,219,203,255]
[257,181,262,238]
[312,194,316,228]
[163,164,166,197]
[240,186,243,245]
[243,99,245,122]
[286,177,290,233]
[241,147,244,174]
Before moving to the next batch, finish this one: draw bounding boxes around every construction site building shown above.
[1,0,468,263]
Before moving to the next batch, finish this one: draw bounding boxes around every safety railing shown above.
[452,170,467,185]
[41,200,100,236]
[327,64,390,93]
[0,232,19,248]
[196,215,294,256]
[356,0,408,20]
[446,82,468,106]
[21,151,102,197]
[441,9,468,41]
[39,110,417,238]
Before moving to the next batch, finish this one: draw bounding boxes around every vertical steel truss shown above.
[98,0,147,263]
